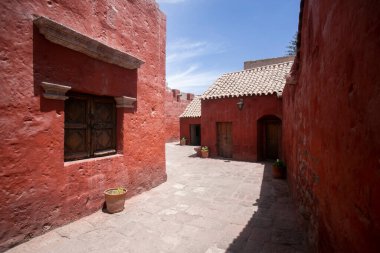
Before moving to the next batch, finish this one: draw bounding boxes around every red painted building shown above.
[283,0,380,251]
[200,58,293,161]
[165,87,194,142]
[180,96,202,145]
[0,0,166,250]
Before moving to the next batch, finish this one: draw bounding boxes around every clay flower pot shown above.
[272,159,286,179]
[201,150,209,158]
[104,187,127,213]
[272,164,283,178]
[180,139,186,146]
[200,146,209,158]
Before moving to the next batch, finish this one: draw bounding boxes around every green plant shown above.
[274,159,285,169]
[201,146,209,152]
[181,137,186,141]
[286,32,297,56]
[107,187,126,195]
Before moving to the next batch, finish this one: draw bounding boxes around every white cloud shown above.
[169,40,207,50]
[167,64,220,94]
[166,38,226,94]
[167,39,224,64]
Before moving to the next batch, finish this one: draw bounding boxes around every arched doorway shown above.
[257,115,282,161]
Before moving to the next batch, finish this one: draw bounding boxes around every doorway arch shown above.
[257,115,282,161]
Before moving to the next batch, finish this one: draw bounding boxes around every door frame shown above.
[257,115,282,161]
[216,122,233,158]
[189,124,201,145]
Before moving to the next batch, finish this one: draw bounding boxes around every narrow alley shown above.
[6,143,306,253]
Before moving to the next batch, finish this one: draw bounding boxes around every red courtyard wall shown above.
[180,117,202,145]
[201,96,282,161]
[0,0,166,250]
[282,0,380,252]
[165,88,193,142]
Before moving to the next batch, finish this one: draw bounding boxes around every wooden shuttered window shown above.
[64,93,116,161]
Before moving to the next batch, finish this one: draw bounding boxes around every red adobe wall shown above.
[179,117,202,145]
[0,0,166,250]
[165,88,193,142]
[282,0,380,252]
[201,96,282,161]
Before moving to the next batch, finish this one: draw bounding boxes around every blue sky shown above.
[157,0,300,95]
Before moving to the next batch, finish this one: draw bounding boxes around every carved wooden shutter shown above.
[91,97,116,157]
[64,94,116,161]
[64,95,90,161]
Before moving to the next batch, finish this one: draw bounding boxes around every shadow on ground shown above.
[226,163,308,253]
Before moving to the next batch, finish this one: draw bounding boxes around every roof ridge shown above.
[245,55,294,61]
[180,96,201,118]
[220,61,293,76]
[201,60,293,100]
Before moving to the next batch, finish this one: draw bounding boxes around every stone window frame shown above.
[40,82,137,162]
[35,15,142,162]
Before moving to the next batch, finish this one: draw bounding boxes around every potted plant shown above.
[201,146,209,158]
[104,187,127,213]
[272,159,286,179]
[180,137,186,146]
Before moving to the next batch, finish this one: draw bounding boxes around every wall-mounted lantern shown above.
[237,98,244,110]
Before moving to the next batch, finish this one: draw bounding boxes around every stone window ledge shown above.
[34,15,144,69]
[115,96,137,108]
[64,154,123,167]
[40,82,137,109]
[40,81,71,100]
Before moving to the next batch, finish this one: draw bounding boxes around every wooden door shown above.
[217,122,232,158]
[265,122,280,160]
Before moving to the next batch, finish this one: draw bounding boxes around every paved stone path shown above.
[7,143,307,253]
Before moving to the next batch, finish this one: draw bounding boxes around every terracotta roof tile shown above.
[201,61,293,100]
[180,96,201,118]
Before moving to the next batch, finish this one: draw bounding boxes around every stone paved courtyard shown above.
[6,143,307,253]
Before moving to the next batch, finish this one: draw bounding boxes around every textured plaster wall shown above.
[201,96,282,161]
[0,0,166,250]
[282,0,380,252]
[164,88,192,142]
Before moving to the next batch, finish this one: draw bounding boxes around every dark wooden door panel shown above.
[92,129,116,156]
[65,98,87,124]
[64,96,90,160]
[65,129,87,152]
[64,129,90,160]
[225,123,232,157]
[91,98,116,156]
[217,122,232,158]
[265,122,279,159]
[92,100,114,124]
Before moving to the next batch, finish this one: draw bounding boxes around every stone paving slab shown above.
[6,143,307,253]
